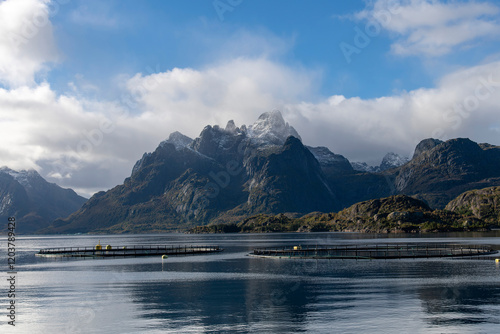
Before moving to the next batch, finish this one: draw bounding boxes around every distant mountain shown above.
[351,161,380,173]
[42,111,500,234]
[306,146,354,175]
[412,138,443,159]
[247,109,301,144]
[345,138,500,210]
[351,152,409,173]
[0,167,87,233]
[380,152,410,171]
[393,138,500,208]
[45,111,338,234]
[189,194,493,234]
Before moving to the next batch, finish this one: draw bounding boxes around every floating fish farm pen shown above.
[251,243,498,260]
[36,244,223,259]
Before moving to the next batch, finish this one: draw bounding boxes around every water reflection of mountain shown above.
[127,259,317,332]
[418,284,500,326]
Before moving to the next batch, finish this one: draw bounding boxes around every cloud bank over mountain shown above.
[0,0,499,197]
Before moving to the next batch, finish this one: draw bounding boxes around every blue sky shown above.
[43,0,498,99]
[1,0,500,196]
[46,0,438,99]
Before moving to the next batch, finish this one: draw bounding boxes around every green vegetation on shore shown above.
[188,190,500,234]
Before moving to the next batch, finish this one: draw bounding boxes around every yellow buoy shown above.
[95,240,102,251]
[106,245,112,250]
[162,255,168,259]
[495,259,499,263]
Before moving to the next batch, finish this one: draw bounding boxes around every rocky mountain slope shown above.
[42,111,500,234]
[45,111,339,233]
[445,186,500,225]
[351,152,409,173]
[393,138,500,208]
[0,167,87,233]
[189,194,494,234]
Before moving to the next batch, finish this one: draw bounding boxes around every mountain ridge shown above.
[37,110,500,234]
[0,167,87,233]
[189,193,495,234]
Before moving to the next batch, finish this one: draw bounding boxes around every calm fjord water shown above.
[2,232,500,333]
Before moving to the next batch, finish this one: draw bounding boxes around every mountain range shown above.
[189,191,496,234]
[39,110,500,234]
[351,152,410,173]
[2,110,500,234]
[0,167,86,233]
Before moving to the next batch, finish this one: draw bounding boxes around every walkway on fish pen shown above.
[251,243,498,260]
[36,245,223,258]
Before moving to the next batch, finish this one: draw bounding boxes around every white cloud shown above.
[98,57,500,170]
[0,0,498,200]
[0,57,318,197]
[0,83,156,197]
[124,57,319,139]
[2,57,500,196]
[355,0,500,56]
[1,1,499,196]
[0,0,58,87]
[285,60,500,163]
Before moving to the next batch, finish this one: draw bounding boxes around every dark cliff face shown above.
[193,192,495,234]
[393,138,500,208]
[412,138,444,160]
[43,116,500,234]
[0,172,31,218]
[321,137,500,210]
[48,114,341,233]
[0,168,87,233]
[307,146,354,175]
[244,137,338,214]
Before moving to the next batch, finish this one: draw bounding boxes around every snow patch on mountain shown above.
[160,131,193,150]
[0,193,13,215]
[380,152,409,171]
[308,147,348,164]
[352,152,409,173]
[0,166,39,188]
[351,162,380,173]
[247,110,301,145]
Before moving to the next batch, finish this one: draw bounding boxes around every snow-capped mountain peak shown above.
[0,166,39,188]
[225,120,238,134]
[351,153,409,173]
[380,152,409,171]
[247,110,301,145]
[160,131,193,150]
[351,162,380,173]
